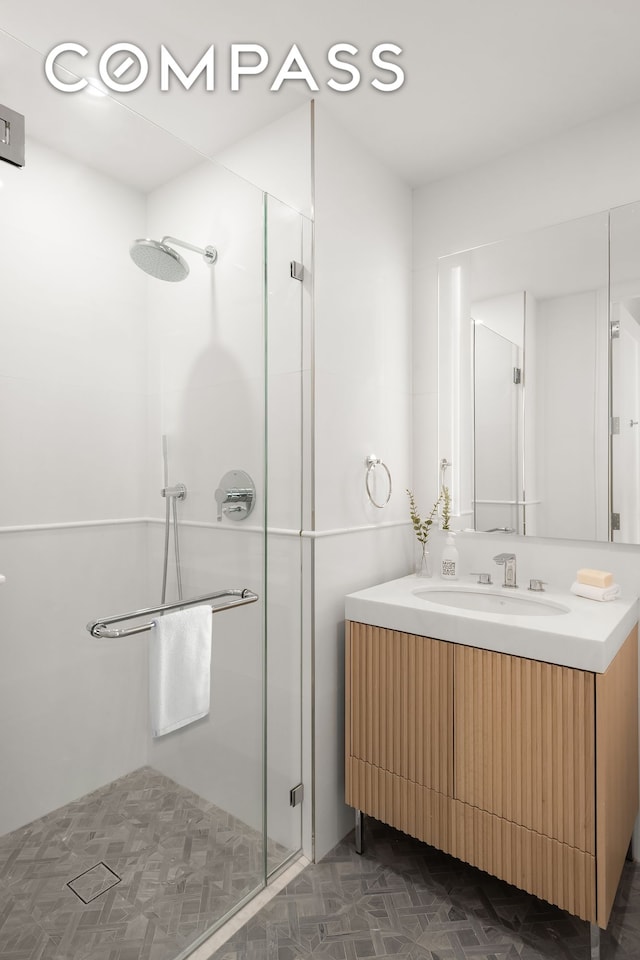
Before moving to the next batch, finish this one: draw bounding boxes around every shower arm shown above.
[161,236,217,264]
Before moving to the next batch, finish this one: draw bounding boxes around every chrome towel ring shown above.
[365,455,392,508]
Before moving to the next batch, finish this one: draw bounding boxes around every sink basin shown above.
[414,587,570,617]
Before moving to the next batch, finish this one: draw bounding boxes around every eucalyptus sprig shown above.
[440,485,451,531]
[406,489,442,545]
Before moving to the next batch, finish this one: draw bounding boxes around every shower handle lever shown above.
[215,486,254,521]
[215,470,256,522]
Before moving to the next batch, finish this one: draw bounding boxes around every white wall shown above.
[311,103,413,859]
[0,139,149,834]
[216,104,312,218]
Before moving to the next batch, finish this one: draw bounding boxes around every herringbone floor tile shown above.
[210,820,640,960]
[0,767,286,960]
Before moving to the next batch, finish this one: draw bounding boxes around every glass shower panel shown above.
[0,30,273,959]
[265,194,305,872]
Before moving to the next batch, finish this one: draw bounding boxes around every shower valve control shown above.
[215,470,256,522]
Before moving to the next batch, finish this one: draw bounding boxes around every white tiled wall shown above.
[0,140,148,526]
[216,104,313,218]
[0,523,150,834]
[0,139,150,834]
[313,104,413,534]
[311,104,413,859]
[144,159,266,522]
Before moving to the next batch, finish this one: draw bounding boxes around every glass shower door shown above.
[0,30,274,959]
[264,195,308,873]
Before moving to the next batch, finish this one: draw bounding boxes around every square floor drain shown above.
[67,862,121,903]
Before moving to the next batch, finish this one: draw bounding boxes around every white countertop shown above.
[345,575,639,673]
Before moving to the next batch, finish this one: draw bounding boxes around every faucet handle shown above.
[528,579,547,592]
[470,572,493,585]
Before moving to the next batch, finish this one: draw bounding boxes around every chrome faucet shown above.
[493,553,518,588]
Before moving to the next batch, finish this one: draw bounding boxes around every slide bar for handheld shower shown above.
[87,587,258,639]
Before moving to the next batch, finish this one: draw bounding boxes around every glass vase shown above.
[415,542,432,578]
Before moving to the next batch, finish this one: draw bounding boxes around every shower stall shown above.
[0,31,307,959]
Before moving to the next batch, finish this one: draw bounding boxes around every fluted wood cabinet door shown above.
[346,622,454,795]
[454,645,595,853]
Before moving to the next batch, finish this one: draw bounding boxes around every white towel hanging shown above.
[149,605,212,737]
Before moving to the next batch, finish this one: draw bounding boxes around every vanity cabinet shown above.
[345,620,638,928]
[345,624,453,853]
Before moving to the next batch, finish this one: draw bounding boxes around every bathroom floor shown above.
[0,766,284,960]
[209,818,640,960]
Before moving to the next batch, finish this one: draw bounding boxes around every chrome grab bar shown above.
[87,587,258,639]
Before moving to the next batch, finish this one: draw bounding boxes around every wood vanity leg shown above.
[589,923,601,960]
[355,809,364,854]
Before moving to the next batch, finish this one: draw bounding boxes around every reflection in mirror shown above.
[438,211,610,542]
[611,200,640,544]
[473,303,522,534]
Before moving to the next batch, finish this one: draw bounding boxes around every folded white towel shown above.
[570,581,621,602]
[150,605,212,738]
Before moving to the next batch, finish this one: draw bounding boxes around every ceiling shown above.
[2,0,640,188]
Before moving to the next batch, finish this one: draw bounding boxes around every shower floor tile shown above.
[0,767,281,960]
[67,862,121,903]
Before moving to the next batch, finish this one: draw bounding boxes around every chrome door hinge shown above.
[513,367,521,384]
[612,512,621,531]
[290,260,304,281]
[289,783,304,807]
[0,103,25,167]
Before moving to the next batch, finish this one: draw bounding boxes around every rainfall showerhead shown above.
[130,236,217,282]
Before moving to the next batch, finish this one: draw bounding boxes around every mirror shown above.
[610,201,640,544]
[436,205,640,542]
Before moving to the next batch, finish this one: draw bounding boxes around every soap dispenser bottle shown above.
[440,532,459,580]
